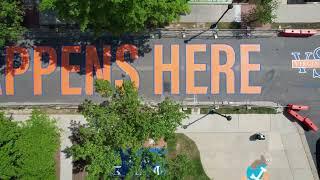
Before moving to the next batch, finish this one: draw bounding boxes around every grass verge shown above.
[271,23,320,29]
[199,105,276,114]
[217,22,242,29]
[167,133,210,180]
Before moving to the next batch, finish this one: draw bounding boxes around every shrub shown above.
[0,111,60,179]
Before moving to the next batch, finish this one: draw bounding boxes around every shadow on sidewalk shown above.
[316,138,320,178]
[283,110,310,132]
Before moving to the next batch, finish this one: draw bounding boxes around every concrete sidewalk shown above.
[179,4,320,24]
[179,4,241,23]
[11,113,318,180]
[177,114,318,180]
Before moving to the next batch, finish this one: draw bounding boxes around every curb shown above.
[294,122,320,180]
[158,28,279,38]
[0,101,282,108]
[26,28,281,40]
[0,101,283,115]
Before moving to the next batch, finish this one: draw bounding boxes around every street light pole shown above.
[209,109,232,121]
[184,4,233,44]
[209,4,234,30]
[182,108,232,129]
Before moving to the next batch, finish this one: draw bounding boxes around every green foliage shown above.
[246,0,278,25]
[217,21,242,29]
[124,148,167,179]
[39,0,190,34]
[16,110,60,179]
[199,106,276,114]
[0,0,26,47]
[68,80,187,178]
[0,111,60,179]
[166,133,210,179]
[0,113,21,179]
[167,154,194,179]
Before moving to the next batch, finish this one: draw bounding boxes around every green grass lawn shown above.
[271,23,320,29]
[183,105,276,115]
[167,133,210,180]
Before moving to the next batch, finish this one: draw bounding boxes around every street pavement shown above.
[1,35,320,177]
[10,113,318,180]
[1,36,320,105]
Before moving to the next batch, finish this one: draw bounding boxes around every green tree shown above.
[245,0,278,26]
[0,110,60,179]
[167,154,194,179]
[39,0,190,34]
[16,110,60,179]
[0,0,26,47]
[0,113,21,179]
[67,80,187,178]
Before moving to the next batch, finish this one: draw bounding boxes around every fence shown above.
[189,0,233,4]
[23,28,279,41]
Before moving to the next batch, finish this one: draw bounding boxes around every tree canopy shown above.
[0,112,21,179]
[67,80,188,178]
[0,0,25,47]
[39,0,190,34]
[246,0,278,25]
[0,110,60,179]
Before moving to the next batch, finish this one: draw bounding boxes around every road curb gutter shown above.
[0,101,282,114]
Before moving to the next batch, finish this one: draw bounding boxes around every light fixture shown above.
[182,32,186,38]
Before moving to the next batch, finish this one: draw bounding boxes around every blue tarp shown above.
[113,147,167,176]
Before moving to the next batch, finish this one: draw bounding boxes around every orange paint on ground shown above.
[5,47,30,95]
[33,47,57,95]
[240,44,261,94]
[114,44,140,88]
[85,46,111,95]
[0,43,264,96]
[61,46,82,95]
[211,44,235,94]
[292,60,320,68]
[154,44,180,94]
[186,44,208,94]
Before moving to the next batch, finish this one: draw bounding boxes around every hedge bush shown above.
[0,110,60,179]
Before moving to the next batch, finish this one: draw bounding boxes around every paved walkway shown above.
[11,113,318,180]
[179,4,320,23]
[275,4,320,23]
[179,4,241,23]
[177,114,318,180]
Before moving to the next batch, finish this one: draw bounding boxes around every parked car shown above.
[252,133,266,140]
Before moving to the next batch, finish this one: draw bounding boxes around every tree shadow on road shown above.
[0,31,152,77]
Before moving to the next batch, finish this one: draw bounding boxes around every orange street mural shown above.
[0,44,262,96]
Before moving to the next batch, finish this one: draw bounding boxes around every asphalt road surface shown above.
[1,35,320,173]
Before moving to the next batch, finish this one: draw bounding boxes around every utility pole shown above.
[184,4,234,44]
